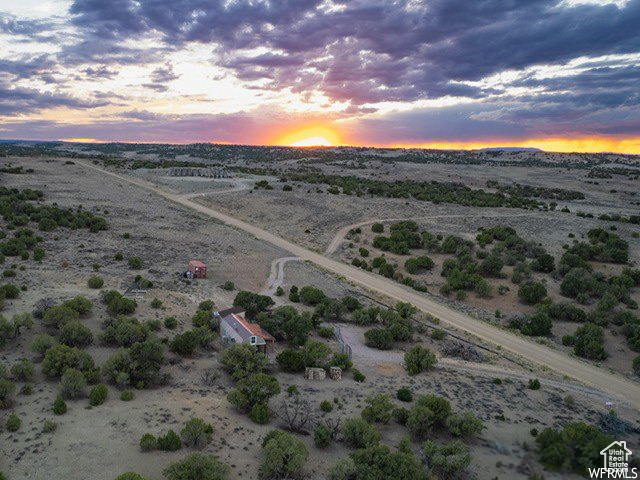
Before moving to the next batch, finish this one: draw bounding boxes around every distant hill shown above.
[478,147,542,153]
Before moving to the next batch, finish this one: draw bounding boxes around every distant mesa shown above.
[478,147,542,153]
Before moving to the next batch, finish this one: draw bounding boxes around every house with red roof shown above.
[216,307,275,354]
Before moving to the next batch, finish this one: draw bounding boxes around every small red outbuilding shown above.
[188,260,207,279]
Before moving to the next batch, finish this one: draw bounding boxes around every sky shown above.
[1,0,640,152]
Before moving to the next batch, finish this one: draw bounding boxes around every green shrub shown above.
[59,321,94,348]
[371,223,384,233]
[42,419,57,433]
[181,417,214,448]
[171,330,200,356]
[352,368,365,382]
[445,412,484,437]
[128,257,143,269]
[518,281,548,305]
[342,417,381,448]
[249,403,270,424]
[30,333,58,357]
[6,413,20,431]
[53,395,67,415]
[163,453,230,480]
[404,346,437,375]
[116,388,133,401]
[60,368,87,399]
[42,344,96,378]
[115,473,146,480]
[528,378,541,390]
[89,384,108,406]
[313,423,333,449]
[157,429,182,451]
[219,344,267,381]
[11,359,35,381]
[0,378,16,408]
[260,430,308,479]
[361,394,394,424]
[150,298,163,309]
[222,281,235,291]
[164,316,178,329]
[320,400,333,413]
[423,440,471,478]
[396,387,413,402]
[140,433,157,451]
[87,276,104,289]
[43,305,79,328]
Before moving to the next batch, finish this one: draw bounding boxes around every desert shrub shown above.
[405,256,435,274]
[222,280,235,291]
[546,302,587,322]
[345,445,427,480]
[20,383,33,395]
[181,417,214,449]
[43,305,79,328]
[53,395,67,414]
[404,346,437,375]
[42,419,57,433]
[10,359,35,381]
[512,311,553,337]
[531,253,555,273]
[371,223,384,233]
[528,378,541,390]
[89,383,108,406]
[102,339,165,388]
[364,328,394,350]
[573,323,608,360]
[518,281,548,305]
[342,417,381,449]
[393,407,410,425]
[59,320,94,348]
[33,247,45,261]
[361,394,394,424]
[446,412,484,437]
[171,330,200,356]
[276,349,305,373]
[352,369,365,382]
[60,368,87,399]
[42,344,96,378]
[313,423,332,449]
[0,378,16,409]
[535,422,612,475]
[157,429,182,451]
[317,326,334,338]
[397,387,413,402]
[298,339,331,368]
[227,373,280,414]
[219,343,266,381]
[407,407,435,439]
[101,316,149,347]
[422,440,471,478]
[114,473,146,480]
[63,296,93,315]
[319,400,333,413]
[259,306,313,345]
[299,286,326,306]
[1,283,19,299]
[250,403,270,424]
[6,413,20,431]
[87,275,104,289]
[140,433,157,451]
[329,353,352,371]
[232,291,274,317]
[258,431,308,479]
[128,257,143,269]
[164,316,178,329]
[163,453,230,480]
[479,254,504,277]
[116,388,133,400]
[102,290,137,316]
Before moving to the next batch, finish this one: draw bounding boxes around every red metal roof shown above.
[189,260,206,267]
[234,314,276,342]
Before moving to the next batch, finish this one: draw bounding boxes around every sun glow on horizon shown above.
[275,126,342,147]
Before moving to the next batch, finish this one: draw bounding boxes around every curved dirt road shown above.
[262,256,300,297]
[75,160,640,410]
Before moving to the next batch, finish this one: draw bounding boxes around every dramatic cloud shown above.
[0,0,639,150]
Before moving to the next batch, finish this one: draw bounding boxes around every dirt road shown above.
[75,160,640,410]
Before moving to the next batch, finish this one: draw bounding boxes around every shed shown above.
[188,260,207,279]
